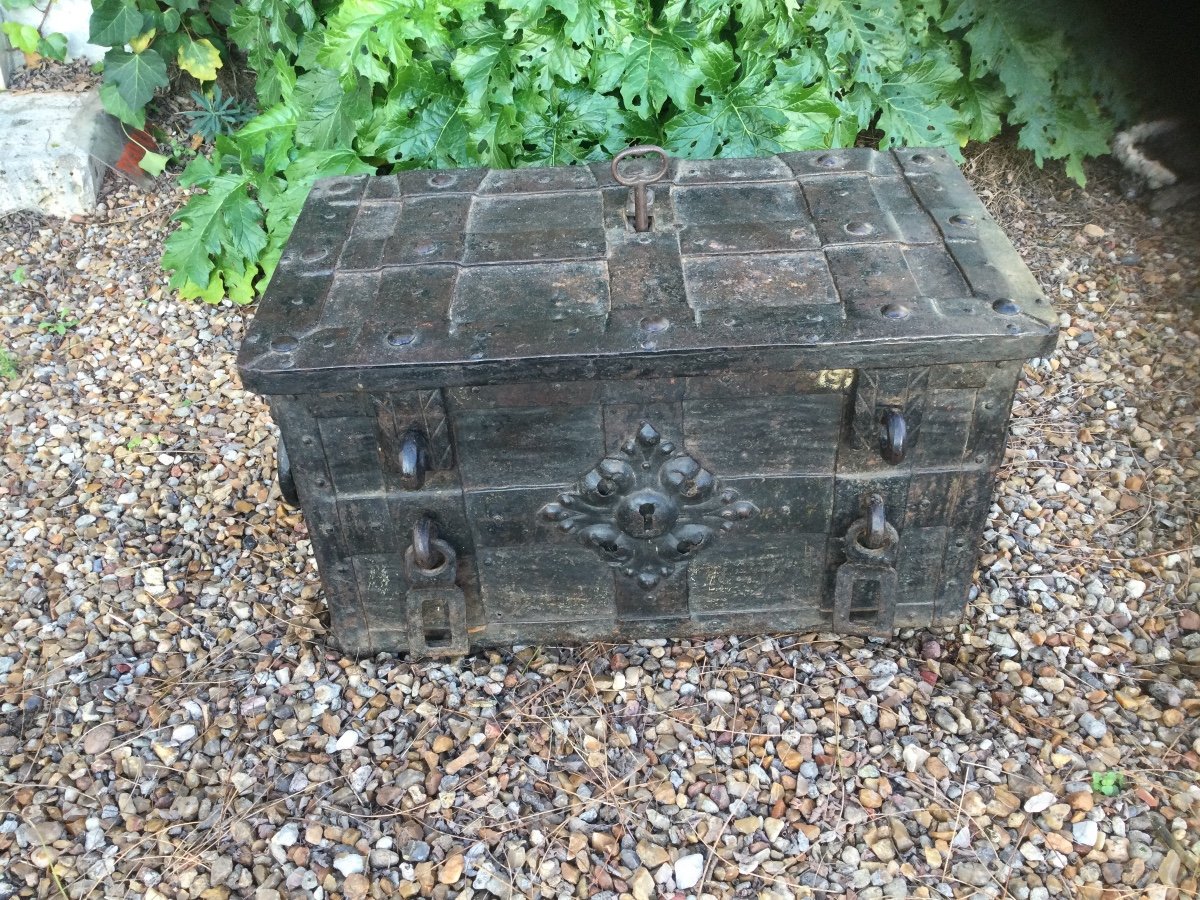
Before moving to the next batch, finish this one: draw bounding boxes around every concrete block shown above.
[0,89,108,218]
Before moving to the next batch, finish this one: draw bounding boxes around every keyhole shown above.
[640,502,656,531]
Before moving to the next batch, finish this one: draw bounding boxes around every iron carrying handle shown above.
[411,516,446,572]
[611,145,669,232]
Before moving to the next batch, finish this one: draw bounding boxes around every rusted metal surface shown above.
[241,148,1056,656]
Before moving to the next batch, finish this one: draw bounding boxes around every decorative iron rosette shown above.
[539,422,758,589]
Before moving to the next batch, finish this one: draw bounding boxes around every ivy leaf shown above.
[596,23,703,117]
[178,37,222,81]
[90,0,145,47]
[129,29,156,54]
[100,48,169,128]
[809,0,906,91]
[1,22,41,55]
[138,150,171,176]
[38,32,69,62]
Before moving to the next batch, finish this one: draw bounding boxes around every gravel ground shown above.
[0,144,1197,900]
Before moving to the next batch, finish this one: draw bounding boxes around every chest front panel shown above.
[272,356,1021,654]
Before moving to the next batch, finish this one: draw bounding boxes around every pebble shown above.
[902,744,929,773]
[402,840,431,863]
[1079,712,1108,740]
[674,853,704,889]
[83,724,115,755]
[1073,820,1099,847]
[334,853,365,876]
[439,853,464,885]
[631,868,655,900]
[1025,792,1057,814]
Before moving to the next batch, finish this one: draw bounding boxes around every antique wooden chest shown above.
[238,146,1057,656]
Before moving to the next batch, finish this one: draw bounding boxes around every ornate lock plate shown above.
[539,422,758,589]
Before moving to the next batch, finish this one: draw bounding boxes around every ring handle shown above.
[412,516,444,571]
[865,493,888,550]
[610,145,670,186]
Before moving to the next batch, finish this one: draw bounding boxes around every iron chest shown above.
[238,147,1057,656]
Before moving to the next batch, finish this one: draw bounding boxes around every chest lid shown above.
[239,147,1056,393]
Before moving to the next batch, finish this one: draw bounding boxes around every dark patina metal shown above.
[239,146,1057,656]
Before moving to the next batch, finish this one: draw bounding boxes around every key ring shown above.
[611,145,669,232]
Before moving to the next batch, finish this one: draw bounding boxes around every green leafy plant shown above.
[1092,771,1125,797]
[126,433,162,450]
[37,309,80,336]
[0,348,18,381]
[88,0,234,128]
[163,0,1136,303]
[2,20,69,62]
[10,267,27,284]
[183,86,255,142]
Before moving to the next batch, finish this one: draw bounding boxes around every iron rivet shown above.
[270,334,299,352]
[387,329,416,347]
[640,315,669,333]
[289,297,305,306]
[881,303,910,320]
[414,240,438,256]
[910,153,933,165]
[640,340,657,351]
[302,248,327,262]
[1006,324,1020,333]
[816,153,842,168]
[429,173,455,187]
[325,181,353,195]
[949,214,974,226]
[992,298,1020,315]
[845,221,873,236]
